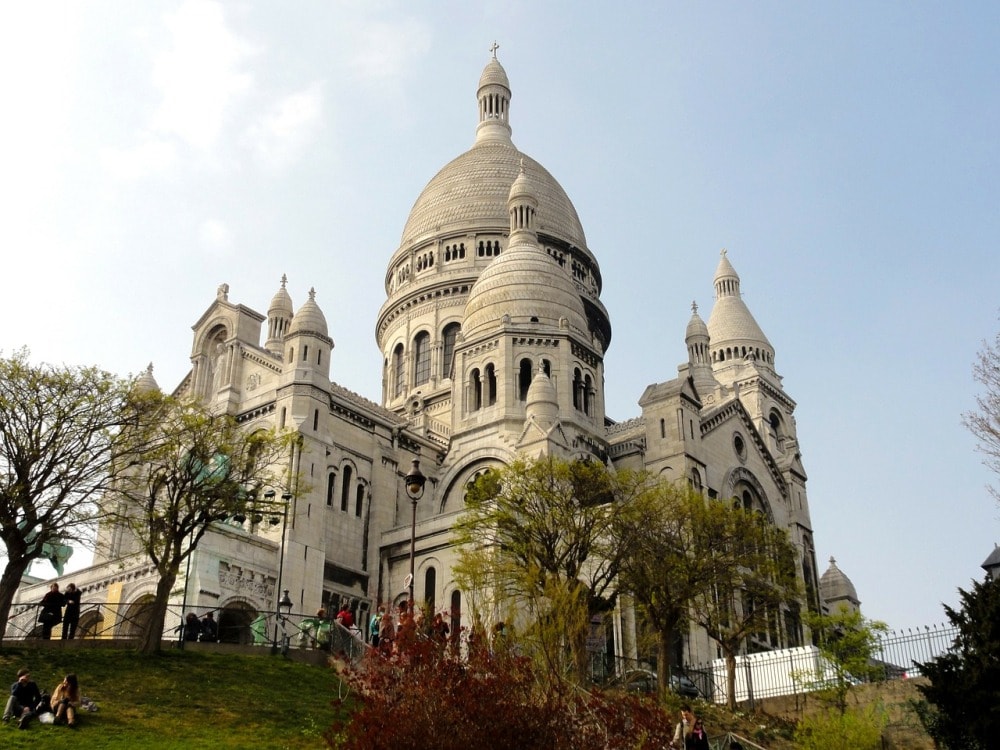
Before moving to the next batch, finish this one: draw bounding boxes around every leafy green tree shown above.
[688,507,801,710]
[0,349,133,643]
[453,456,650,684]
[616,482,734,699]
[963,326,1000,503]
[794,702,888,750]
[803,606,888,714]
[111,390,289,653]
[914,575,1000,750]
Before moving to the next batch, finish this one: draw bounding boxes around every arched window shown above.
[470,368,482,411]
[584,374,593,416]
[441,323,460,379]
[518,359,532,401]
[485,363,497,406]
[341,466,353,512]
[326,472,336,506]
[392,344,405,398]
[424,567,436,613]
[573,368,583,411]
[450,590,461,645]
[413,331,430,385]
[355,483,365,517]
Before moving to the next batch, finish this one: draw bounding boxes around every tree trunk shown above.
[138,566,179,654]
[0,558,33,645]
[657,625,674,701]
[725,650,738,711]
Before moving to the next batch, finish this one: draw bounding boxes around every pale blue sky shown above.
[1,2,997,630]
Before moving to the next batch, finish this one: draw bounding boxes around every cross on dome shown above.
[490,40,499,58]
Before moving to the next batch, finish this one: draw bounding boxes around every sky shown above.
[1,1,997,631]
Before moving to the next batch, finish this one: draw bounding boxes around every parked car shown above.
[608,669,700,698]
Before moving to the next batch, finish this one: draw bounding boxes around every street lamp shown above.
[275,589,294,655]
[266,488,294,655]
[404,459,426,608]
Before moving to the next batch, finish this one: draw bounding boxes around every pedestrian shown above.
[688,718,710,750]
[377,607,394,656]
[369,606,384,648]
[38,583,65,640]
[61,583,81,640]
[671,704,699,750]
[3,668,45,729]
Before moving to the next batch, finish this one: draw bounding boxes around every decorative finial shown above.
[280,273,288,288]
[146,362,154,375]
[829,556,836,565]
[216,282,230,301]
[691,300,699,314]
[308,287,316,301]
[720,248,727,258]
[490,41,499,59]
[518,157,526,174]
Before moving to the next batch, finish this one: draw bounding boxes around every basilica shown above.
[12,52,823,668]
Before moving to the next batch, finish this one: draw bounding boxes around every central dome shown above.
[399,141,588,249]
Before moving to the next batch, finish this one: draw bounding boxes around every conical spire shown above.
[706,249,775,369]
[134,362,160,393]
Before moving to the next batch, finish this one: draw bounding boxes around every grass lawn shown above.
[0,644,352,749]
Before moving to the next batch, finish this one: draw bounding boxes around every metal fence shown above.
[4,600,370,663]
[685,623,959,705]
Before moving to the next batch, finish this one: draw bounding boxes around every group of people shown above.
[37,582,81,640]
[3,669,81,729]
[181,611,219,642]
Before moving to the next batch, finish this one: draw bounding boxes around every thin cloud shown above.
[244,82,325,170]
[345,20,432,82]
[198,218,234,257]
[150,0,257,150]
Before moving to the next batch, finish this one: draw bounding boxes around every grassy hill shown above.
[0,644,348,749]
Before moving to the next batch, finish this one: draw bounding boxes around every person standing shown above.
[49,674,80,728]
[3,668,44,729]
[38,583,65,640]
[671,704,696,749]
[688,718,710,750]
[61,584,81,640]
[183,612,201,642]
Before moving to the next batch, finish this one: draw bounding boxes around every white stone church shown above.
[12,52,825,668]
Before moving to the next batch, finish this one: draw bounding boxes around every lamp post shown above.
[276,588,294,656]
[404,459,426,609]
[267,488,294,655]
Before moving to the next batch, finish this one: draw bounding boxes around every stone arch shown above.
[218,598,260,644]
[437,450,514,514]
[721,466,774,522]
[117,593,157,639]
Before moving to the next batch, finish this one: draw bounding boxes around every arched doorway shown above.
[77,610,106,639]
[218,601,259,644]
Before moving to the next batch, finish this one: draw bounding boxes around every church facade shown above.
[12,52,822,668]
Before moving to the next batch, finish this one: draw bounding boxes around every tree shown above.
[452,456,650,684]
[963,327,1000,503]
[328,634,676,749]
[688,506,801,710]
[0,349,133,643]
[914,575,1000,750]
[111,390,289,653]
[616,482,735,700]
[802,606,888,715]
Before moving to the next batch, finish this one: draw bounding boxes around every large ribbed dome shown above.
[399,143,587,249]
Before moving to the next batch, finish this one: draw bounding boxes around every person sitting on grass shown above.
[3,668,45,729]
[50,674,80,728]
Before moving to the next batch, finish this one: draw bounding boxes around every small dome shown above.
[525,367,559,425]
[289,288,328,337]
[478,56,510,91]
[268,273,293,317]
[134,362,160,393]
[685,301,709,342]
[819,557,859,607]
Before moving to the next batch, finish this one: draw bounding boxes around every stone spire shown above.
[475,44,512,144]
[265,273,294,355]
